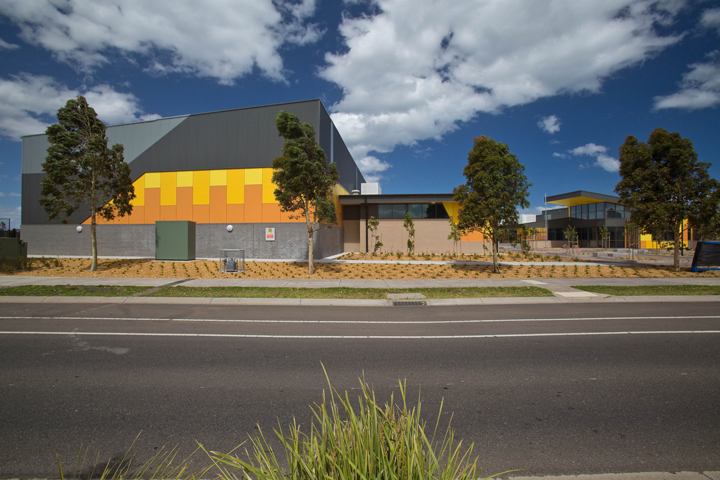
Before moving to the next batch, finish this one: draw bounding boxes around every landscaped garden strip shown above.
[573,285,720,296]
[2,257,718,279]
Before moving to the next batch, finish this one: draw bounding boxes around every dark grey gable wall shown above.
[123,99,322,181]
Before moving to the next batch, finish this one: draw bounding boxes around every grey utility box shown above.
[155,221,196,260]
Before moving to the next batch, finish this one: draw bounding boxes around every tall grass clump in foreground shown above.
[206,373,518,480]
[57,436,211,480]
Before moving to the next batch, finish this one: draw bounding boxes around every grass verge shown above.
[573,285,720,296]
[150,286,553,299]
[0,285,153,296]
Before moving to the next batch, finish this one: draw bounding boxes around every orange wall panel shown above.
[462,230,485,242]
[144,188,161,224]
[227,204,244,223]
[160,205,177,221]
[130,206,145,224]
[209,185,228,223]
[280,208,303,223]
[244,185,263,223]
[193,205,210,224]
[262,203,281,223]
[176,187,193,221]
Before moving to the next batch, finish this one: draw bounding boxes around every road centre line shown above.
[1,315,719,324]
[1,330,720,339]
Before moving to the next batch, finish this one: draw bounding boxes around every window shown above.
[392,204,406,219]
[378,204,393,219]
[581,204,588,220]
[596,202,604,219]
[408,204,424,219]
[589,203,596,220]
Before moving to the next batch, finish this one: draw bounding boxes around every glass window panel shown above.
[589,203,596,220]
[408,204,423,219]
[606,204,617,218]
[571,206,576,219]
[436,203,450,219]
[616,204,625,219]
[549,229,556,240]
[392,204,406,219]
[597,203,604,219]
[581,204,588,220]
[378,204,393,219]
[424,204,436,218]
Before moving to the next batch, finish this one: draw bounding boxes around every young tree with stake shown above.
[615,128,720,271]
[272,111,339,275]
[454,136,531,273]
[40,95,134,272]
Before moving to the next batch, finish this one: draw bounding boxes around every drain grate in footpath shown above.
[392,300,427,307]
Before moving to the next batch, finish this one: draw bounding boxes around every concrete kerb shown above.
[500,472,720,480]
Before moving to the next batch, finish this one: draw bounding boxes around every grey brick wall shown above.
[21,223,344,259]
[22,224,156,257]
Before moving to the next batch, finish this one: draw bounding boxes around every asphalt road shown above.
[1,301,719,478]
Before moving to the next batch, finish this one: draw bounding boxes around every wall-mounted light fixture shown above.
[76,226,83,233]
[226,225,233,232]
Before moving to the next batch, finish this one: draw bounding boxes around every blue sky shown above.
[1,0,719,227]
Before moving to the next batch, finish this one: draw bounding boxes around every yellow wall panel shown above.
[177,171,193,187]
[443,202,456,220]
[145,172,161,189]
[132,175,145,207]
[262,168,277,203]
[227,169,244,204]
[160,172,177,205]
[193,170,210,205]
[245,168,263,185]
[210,169,227,186]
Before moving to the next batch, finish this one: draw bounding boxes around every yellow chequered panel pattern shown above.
[87,168,347,226]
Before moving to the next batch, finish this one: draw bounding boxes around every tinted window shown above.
[408,204,424,219]
[581,204,588,220]
[596,203,604,219]
[378,204,393,219]
[392,204,406,219]
[588,203,596,220]
[436,203,450,219]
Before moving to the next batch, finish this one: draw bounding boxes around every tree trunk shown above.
[306,206,314,275]
[492,233,500,273]
[90,211,97,272]
[673,222,681,272]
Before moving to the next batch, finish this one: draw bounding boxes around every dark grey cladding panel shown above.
[333,126,364,193]
[22,173,92,225]
[125,100,321,180]
[21,135,51,175]
[319,106,332,159]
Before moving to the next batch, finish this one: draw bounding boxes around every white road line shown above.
[1,315,719,324]
[1,330,719,339]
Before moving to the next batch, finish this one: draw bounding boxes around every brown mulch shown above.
[2,257,718,280]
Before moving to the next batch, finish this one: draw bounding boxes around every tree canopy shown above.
[454,136,531,273]
[272,110,339,275]
[40,95,134,272]
[615,127,720,271]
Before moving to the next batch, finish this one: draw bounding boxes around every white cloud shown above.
[0,38,19,50]
[8,192,21,197]
[654,54,720,110]
[553,152,568,158]
[570,143,607,156]
[538,115,561,134]
[358,155,391,182]
[569,143,620,172]
[0,0,321,85]
[322,0,685,161]
[701,8,720,31]
[0,74,160,140]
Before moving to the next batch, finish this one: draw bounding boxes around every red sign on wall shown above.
[265,227,275,241]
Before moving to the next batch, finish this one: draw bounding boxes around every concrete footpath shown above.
[499,473,720,480]
[0,276,719,306]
